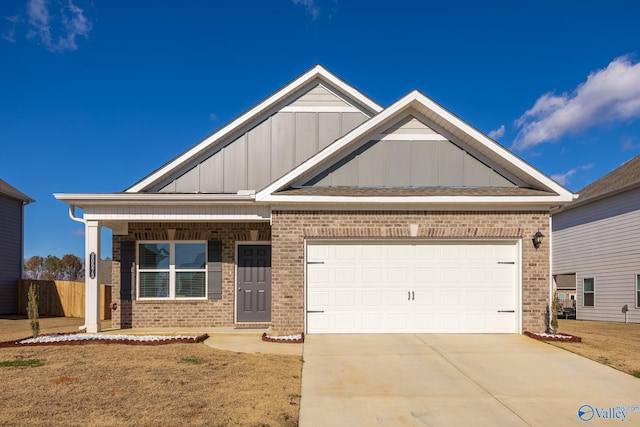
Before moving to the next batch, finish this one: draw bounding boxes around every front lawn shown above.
[0,343,302,426]
[554,319,640,376]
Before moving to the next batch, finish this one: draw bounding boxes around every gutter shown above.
[67,205,88,332]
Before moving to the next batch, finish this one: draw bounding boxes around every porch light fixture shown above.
[532,231,544,249]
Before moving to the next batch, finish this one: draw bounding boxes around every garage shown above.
[306,241,519,334]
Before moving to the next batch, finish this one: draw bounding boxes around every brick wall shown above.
[111,222,271,329]
[270,210,550,335]
[109,212,551,334]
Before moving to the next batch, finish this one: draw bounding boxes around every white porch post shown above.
[85,220,101,333]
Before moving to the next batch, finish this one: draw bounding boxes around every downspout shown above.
[68,205,88,331]
[549,215,554,330]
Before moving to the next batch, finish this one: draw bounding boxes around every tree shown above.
[61,254,83,281]
[43,255,62,280]
[24,256,45,279]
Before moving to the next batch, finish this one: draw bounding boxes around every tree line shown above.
[24,254,84,281]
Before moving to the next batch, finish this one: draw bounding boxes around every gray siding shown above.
[289,84,352,108]
[553,187,640,323]
[302,115,514,188]
[0,196,24,314]
[159,111,367,193]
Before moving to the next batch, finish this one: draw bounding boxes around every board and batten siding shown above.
[0,196,24,314]
[156,83,369,194]
[302,115,514,188]
[159,111,367,194]
[552,187,640,323]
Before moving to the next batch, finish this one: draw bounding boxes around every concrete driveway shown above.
[300,334,640,426]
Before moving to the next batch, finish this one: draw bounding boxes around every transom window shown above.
[583,277,595,307]
[138,242,207,299]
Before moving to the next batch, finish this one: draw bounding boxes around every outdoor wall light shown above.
[532,231,545,249]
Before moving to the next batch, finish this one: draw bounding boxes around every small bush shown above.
[633,371,640,379]
[27,282,40,338]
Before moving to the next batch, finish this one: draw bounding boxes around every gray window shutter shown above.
[120,241,135,301]
[207,240,223,300]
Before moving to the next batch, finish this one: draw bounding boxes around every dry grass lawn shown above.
[0,317,302,427]
[554,319,640,377]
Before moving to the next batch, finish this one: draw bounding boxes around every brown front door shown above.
[237,245,271,323]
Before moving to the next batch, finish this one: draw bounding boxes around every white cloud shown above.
[26,0,92,52]
[1,28,16,43]
[5,15,22,24]
[551,163,593,186]
[621,137,640,151]
[513,55,640,151]
[291,0,320,21]
[488,124,505,139]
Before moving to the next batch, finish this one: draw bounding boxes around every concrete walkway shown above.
[300,334,640,426]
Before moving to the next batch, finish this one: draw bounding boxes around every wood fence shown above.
[18,280,112,320]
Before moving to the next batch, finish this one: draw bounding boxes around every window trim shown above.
[636,274,640,309]
[137,240,208,300]
[583,277,595,308]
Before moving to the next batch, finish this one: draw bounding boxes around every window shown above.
[138,242,207,299]
[636,275,640,308]
[583,277,595,307]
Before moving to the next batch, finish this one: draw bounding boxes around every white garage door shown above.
[306,241,518,334]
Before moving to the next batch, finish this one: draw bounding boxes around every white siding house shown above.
[552,155,640,323]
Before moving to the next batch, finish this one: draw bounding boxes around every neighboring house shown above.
[554,273,576,309]
[553,155,640,323]
[0,179,34,314]
[55,66,574,334]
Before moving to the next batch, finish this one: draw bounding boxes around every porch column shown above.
[85,220,101,333]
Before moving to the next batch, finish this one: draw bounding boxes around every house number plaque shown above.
[89,252,96,279]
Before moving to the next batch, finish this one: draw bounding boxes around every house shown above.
[553,155,640,323]
[554,273,576,309]
[55,66,574,335]
[0,179,34,314]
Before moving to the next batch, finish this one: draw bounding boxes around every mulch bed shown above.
[0,333,209,348]
[261,332,304,344]
[524,331,582,343]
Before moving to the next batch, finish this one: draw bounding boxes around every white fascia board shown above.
[54,193,254,206]
[409,92,575,201]
[261,194,573,205]
[126,65,382,193]
[257,90,575,203]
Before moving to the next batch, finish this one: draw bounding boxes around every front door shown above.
[237,245,271,322]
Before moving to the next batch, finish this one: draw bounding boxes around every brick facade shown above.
[270,210,550,335]
[110,222,271,329]
[110,211,550,335]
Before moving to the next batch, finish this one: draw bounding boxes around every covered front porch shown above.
[54,193,272,333]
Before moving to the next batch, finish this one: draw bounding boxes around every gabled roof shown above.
[126,65,383,193]
[257,90,575,205]
[554,155,640,214]
[579,155,640,201]
[0,179,34,204]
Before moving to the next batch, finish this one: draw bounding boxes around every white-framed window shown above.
[636,275,640,309]
[137,241,207,299]
[583,277,595,307]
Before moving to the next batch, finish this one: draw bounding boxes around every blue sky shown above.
[2,0,640,259]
